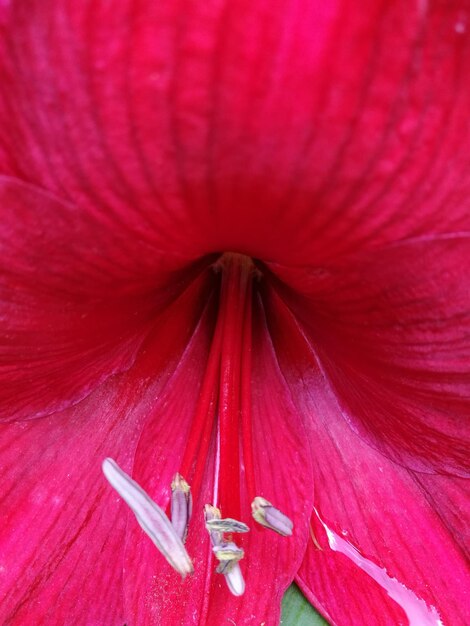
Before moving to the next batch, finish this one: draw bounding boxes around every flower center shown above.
[102,253,293,596]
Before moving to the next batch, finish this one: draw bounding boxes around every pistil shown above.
[177,295,224,500]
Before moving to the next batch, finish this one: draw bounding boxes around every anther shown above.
[251,496,294,536]
[102,458,193,578]
[205,518,250,534]
[213,542,244,564]
[213,541,244,574]
[171,473,192,542]
[204,504,223,546]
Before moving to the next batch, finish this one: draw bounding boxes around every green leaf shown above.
[281,583,329,625]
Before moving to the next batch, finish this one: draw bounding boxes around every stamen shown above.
[171,473,192,542]
[102,458,193,578]
[240,280,257,500]
[205,518,250,534]
[178,301,224,499]
[204,503,246,596]
[251,496,294,536]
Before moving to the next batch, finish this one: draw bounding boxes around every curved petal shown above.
[0,176,210,421]
[0,266,211,624]
[264,291,470,626]
[271,235,470,476]
[1,2,469,265]
[122,291,313,625]
[413,472,470,562]
[0,393,128,625]
[296,434,470,626]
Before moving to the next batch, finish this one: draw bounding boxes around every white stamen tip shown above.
[224,562,245,596]
[102,458,193,578]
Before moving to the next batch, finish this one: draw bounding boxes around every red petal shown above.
[265,287,470,626]
[413,473,470,562]
[0,176,209,420]
[1,3,469,264]
[0,269,211,624]
[0,376,149,624]
[296,435,470,626]
[121,293,313,625]
[271,235,470,476]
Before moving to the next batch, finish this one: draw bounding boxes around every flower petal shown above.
[0,269,210,624]
[413,472,470,562]
[1,2,469,264]
[296,424,470,626]
[0,176,210,421]
[0,376,141,624]
[265,289,470,626]
[271,234,470,476]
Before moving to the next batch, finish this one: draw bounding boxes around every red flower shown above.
[0,1,469,625]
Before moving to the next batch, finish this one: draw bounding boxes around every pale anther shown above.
[102,458,193,577]
[251,496,293,536]
[205,517,250,534]
[171,473,192,543]
[216,559,237,575]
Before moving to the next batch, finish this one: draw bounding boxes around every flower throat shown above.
[102,253,293,596]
